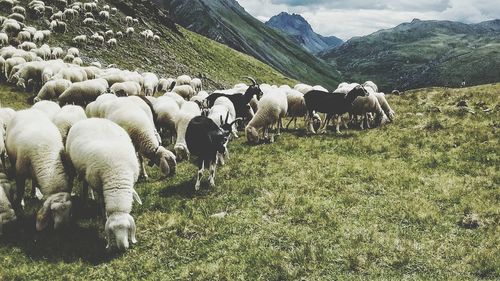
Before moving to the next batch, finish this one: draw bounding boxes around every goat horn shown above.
[220,115,223,126]
[229,117,243,126]
[242,76,257,86]
[225,111,230,124]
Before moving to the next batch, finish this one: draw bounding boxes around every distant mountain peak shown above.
[266,12,343,54]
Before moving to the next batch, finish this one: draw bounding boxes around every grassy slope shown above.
[1,0,296,89]
[322,20,500,92]
[0,81,498,279]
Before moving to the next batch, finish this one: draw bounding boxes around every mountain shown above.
[321,19,500,92]
[265,12,343,54]
[8,0,296,89]
[151,0,342,89]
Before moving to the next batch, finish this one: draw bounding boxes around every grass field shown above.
[0,83,498,280]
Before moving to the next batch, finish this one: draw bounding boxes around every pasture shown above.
[0,83,498,280]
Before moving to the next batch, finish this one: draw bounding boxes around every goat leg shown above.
[195,161,204,191]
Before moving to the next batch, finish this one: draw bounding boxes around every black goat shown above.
[205,77,263,123]
[185,115,240,190]
[304,85,369,133]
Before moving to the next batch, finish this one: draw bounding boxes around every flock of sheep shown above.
[0,0,396,251]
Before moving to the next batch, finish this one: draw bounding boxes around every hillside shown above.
[1,0,298,89]
[321,19,500,92]
[1,80,499,279]
[152,0,342,89]
[266,12,343,54]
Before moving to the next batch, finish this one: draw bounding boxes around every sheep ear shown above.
[132,189,142,205]
[36,198,52,231]
[127,214,137,244]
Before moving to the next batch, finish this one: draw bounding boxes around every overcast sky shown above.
[237,0,500,40]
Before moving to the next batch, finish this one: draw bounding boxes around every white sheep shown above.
[370,91,395,122]
[50,66,88,83]
[246,88,288,144]
[142,72,159,96]
[72,57,83,66]
[99,11,109,22]
[67,47,79,57]
[363,81,378,93]
[125,16,133,25]
[0,32,8,46]
[32,100,61,119]
[51,104,86,142]
[6,109,72,231]
[72,35,87,46]
[153,96,180,143]
[153,35,160,43]
[17,30,31,42]
[351,92,388,129]
[34,79,72,102]
[106,38,117,47]
[172,85,195,100]
[163,91,186,108]
[0,107,15,172]
[176,74,191,86]
[83,17,95,26]
[58,78,109,105]
[99,98,176,179]
[158,77,175,92]
[110,81,141,97]
[66,118,141,250]
[294,83,313,94]
[125,27,134,36]
[174,101,201,161]
[12,6,26,16]
[51,47,64,59]
[190,78,202,92]
[33,30,44,43]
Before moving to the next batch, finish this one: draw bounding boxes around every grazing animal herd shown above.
[0,0,396,251]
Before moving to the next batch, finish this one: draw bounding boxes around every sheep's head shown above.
[105,213,136,251]
[174,143,189,162]
[245,125,259,144]
[16,77,26,89]
[345,85,369,104]
[150,146,177,178]
[388,110,395,122]
[36,192,72,231]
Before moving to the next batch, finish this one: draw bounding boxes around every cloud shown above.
[237,0,499,40]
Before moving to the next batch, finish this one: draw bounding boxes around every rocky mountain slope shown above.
[152,0,342,89]
[321,19,500,92]
[265,12,343,54]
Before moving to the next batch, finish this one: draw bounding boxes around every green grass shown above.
[0,81,498,279]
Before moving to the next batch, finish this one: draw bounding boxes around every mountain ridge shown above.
[321,18,500,91]
[265,12,343,54]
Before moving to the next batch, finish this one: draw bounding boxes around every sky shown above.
[237,0,500,40]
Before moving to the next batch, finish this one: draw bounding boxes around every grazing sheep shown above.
[158,77,175,92]
[12,6,26,16]
[72,57,83,66]
[153,35,160,43]
[50,20,67,34]
[63,54,74,63]
[106,38,117,47]
[176,75,191,86]
[116,31,123,38]
[172,85,195,100]
[18,41,36,51]
[174,102,201,161]
[67,47,79,57]
[34,79,72,102]
[104,30,114,38]
[50,66,88,83]
[99,98,177,179]
[91,33,104,45]
[83,17,95,26]
[52,105,87,142]
[245,88,288,144]
[33,31,44,44]
[0,33,8,46]
[4,57,26,80]
[58,78,109,106]
[363,81,378,93]
[153,96,180,143]
[125,27,134,36]
[2,19,21,35]
[142,72,159,96]
[0,108,15,172]
[283,89,312,129]
[110,81,141,97]
[8,13,24,23]
[6,109,72,231]
[110,7,117,14]
[17,30,31,42]
[294,83,313,94]
[99,11,109,22]
[32,100,61,119]
[371,91,395,122]
[351,92,388,129]
[66,118,141,250]
[51,47,63,59]
[162,91,185,108]
[72,35,87,46]
[208,96,238,138]
[190,78,202,92]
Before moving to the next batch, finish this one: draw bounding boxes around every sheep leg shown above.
[208,161,216,188]
[138,154,148,180]
[285,117,294,129]
[277,118,282,135]
[82,180,89,205]
[365,114,371,129]
[307,115,316,134]
[195,161,205,191]
[14,176,26,212]
[336,115,342,134]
